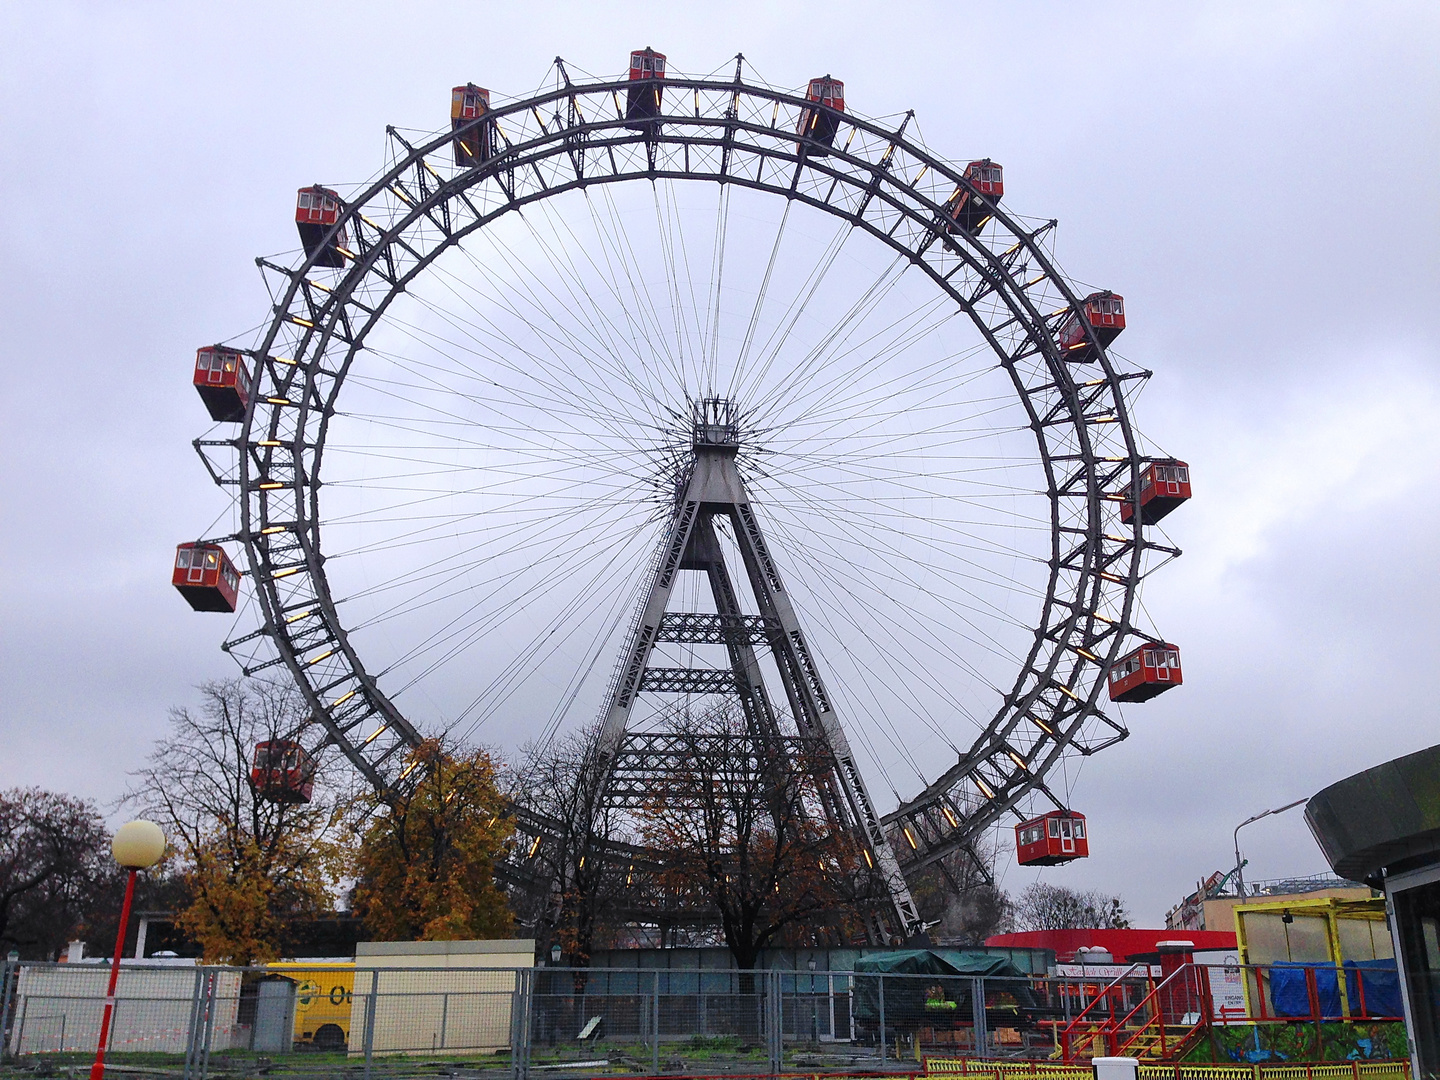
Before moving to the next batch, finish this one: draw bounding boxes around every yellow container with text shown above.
[265,962,356,1050]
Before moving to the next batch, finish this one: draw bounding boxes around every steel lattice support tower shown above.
[567,398,922,942]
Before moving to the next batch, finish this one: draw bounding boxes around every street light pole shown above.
[1232,798,1307,898]
[91,821,166,1080]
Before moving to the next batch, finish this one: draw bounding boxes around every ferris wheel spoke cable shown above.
[407,240,666,427]
[753,457,1051,532]
[492,201,672,403]
[329,495,651,630]
[443,529,656,737]
[703,182,733,391]
[725,197,790,405]
[759,453,1046,505]
[758,507,979,760]
[334,484,655,624]
[766,312,990,438]
[396,291,656,450]
[389,510,656,702]
[328,485,649,564]
[372,501,653,684]
[758,495,1042,684]
[742,242,917,417]
[746,511,940,790]
[449,222,675,424]
[761,403,1035,477]
[563,187,691,399]
[333,401,655,462]
[763,493,1051,573]
[466,545,653,753]
[661,180,714,375]
[749,256,928,426]
[759,486,1036,669]
[763,335,999,437]
[360,313,642,448]
[643,181,712,391]
[631,188,693,397]
[590,184,693,392]
[320,467,646,533]
[731,215,855,409]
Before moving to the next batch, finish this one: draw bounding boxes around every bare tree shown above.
[511,725,627,965]
[1014,882,1131,931]
[906,844,1014,945]
[635,703,866,978]
[126,679,346,964]
[0,789,110,959]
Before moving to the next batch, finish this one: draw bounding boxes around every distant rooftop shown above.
[1242,873,1369,897]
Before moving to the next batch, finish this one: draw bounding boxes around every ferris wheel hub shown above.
[690,396,742,451]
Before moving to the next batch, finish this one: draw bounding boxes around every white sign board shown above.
[1054,964,1161,979]
[1192,950,1247,1022]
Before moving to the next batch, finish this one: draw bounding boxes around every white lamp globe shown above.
[112,820,166,869]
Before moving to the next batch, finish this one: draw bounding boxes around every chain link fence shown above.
[0,962,1412,1080]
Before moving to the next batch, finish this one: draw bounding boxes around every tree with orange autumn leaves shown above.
[349,740,515,941]
[128,680,343,965]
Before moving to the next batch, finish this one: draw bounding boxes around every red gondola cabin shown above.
[625,48,666,129]
[172,543,241,612]
[1016,810,1088,866]
[797,76,845,154]
[251,739,316,804]
[451,84,494,167]
[943,160,1004,236]
[192,346,251,423]
[1056,291,1125,362]
[1120,460,1191,525]
[295,186,348,268]
[1108,642,1182,703]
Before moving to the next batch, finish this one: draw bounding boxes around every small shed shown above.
[347,939,535,1056]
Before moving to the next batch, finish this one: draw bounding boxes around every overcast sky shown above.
[2,1,1436,927]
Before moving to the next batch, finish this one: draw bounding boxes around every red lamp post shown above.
[90,821,165,1080]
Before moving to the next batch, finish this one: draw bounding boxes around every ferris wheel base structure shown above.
[175,49,1191,940]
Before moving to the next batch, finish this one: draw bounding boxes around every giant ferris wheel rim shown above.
[214,59,1168,876]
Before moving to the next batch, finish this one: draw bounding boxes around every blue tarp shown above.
[1345,959,1403,1018]
[1269,960,1401,1018]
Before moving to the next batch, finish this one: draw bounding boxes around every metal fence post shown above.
[362,969,379,1080]
[652,970,660,1076]
[181,968,203,1080]
[197,970,219,1080]
[0,960,18,1059]
[768,969,783,1077]
[877,973,885,1062]
[510,969,524,1080]
[972,976,988,1059]
[510,967,532,1080]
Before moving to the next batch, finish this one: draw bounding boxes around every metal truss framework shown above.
[196,58,1179,920]
[576,404,922,938]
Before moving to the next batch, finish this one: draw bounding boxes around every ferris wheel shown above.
[175,50,1190,935]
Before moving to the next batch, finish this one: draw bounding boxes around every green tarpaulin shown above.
[851,950,1038,1030]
